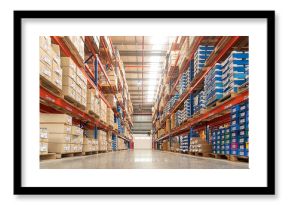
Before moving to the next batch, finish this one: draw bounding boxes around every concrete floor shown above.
[40,150,248,169]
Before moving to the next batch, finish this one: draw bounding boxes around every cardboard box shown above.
[62,85,75,99]
[51,44,60,58]
[62,66,76,81]
[83,144,92,152]
[83,137,92,145]
[77,144,83,152]
[40,142,48,154]
[40,123,71,134]
[75,84,82,95]
[40,127,48,143]
[71,126,83,136]
[40,113,72,125]
[51,72,62,90]
[70,144,78,153]
[61,57,76,68]
[39,61,52,81]
[63,76,76,89]
[39,48,52,67]
[48,133,71,143]
[39,36,51,53]
[81,97,86,107]
[48,143,70,153]
[75,92,81,103]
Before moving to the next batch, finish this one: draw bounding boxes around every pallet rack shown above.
[152,36,249,161]
[40,36,133,152]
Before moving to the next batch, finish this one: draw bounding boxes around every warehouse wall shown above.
[133,134,152,150]
[132,115,152,134]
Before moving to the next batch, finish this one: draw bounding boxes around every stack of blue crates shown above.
[194,45,214,76]
[222,51,249,96]
[193,89,206,114]
[245,65,249,82]
[175,110,182,127]
[205,63,223,105]
[178,67,190,95]
[224,127,231,155]
[230,101,249,157]
[183,98,191,120]
[211,126,230,155]
[211,128,218,154]
[112,134,117,151]
[180,135,189,152]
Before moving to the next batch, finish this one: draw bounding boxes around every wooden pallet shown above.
[82,151,98,156]
[207,91,237,109]
[228,155,249,162]
[61,36,84,67]
[209,153,249,163]
[87,109,100,119]
[56,152,82,159]
[63,95,86,111]
[40,153,57,160]
[100,84,118,94]
[192,152,211,157]
[238,82,249,92]
[40,76,62,97]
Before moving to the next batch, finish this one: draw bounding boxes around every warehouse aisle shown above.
[40,150,248,169]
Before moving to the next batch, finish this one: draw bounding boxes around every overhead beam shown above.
[123,62,163,66]
[119,50,167,56]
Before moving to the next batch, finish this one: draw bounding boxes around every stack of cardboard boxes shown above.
[66,36,85,60]
[40,113,72,154]
[117,138,127,150]
[106,108,114,127]
[98,130,108,151]
[99,98,107,123]
[104,94,116,109]
[99,69,118,89]
[83,136,93,152]
[76,69,87,107]
[87,88,100,116]
[39,127,48,155]
[107,131,112,151]
[61,57,77,101]
[39,36,62,90]
[70,126,83,153]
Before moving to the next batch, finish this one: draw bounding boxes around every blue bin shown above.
[238,149,248,157]
[238,136,249,144]
[231,149,238,155]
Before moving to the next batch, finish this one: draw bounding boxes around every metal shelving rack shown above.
[152,36,249,149]
[40,36,133,145]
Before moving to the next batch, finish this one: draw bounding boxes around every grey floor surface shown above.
[40,149,248,169]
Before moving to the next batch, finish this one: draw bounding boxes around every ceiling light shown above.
[150,36,168,45]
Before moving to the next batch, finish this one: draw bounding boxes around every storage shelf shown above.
[157,36,241,130]
[155,89,248,142]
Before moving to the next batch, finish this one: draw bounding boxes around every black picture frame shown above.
[14,10,275,195]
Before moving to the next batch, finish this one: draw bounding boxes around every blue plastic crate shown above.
[231,105,240,113]
[225,134,231,140]
[230,51,249,59]
[231,137,238,143]
[217,140,221,145]
[239,111,248,118]
[220,150,225,155]
[239,117,248,125]
[239,129,248,137]
[231,119,239,126]
[238,144,246,150]
[225,144,231,150]
[231,124,240,131]
[225,139,231,144]
[231,149,238,155]
[239,123,249,130]
[238,136,249,144]
[225,150,231,155]
[239,103,248,111]
[221,140,225,145]
[216,150,221,154]
[238,148,248,157]
[216,145,221,150]
[231,112,240,119]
